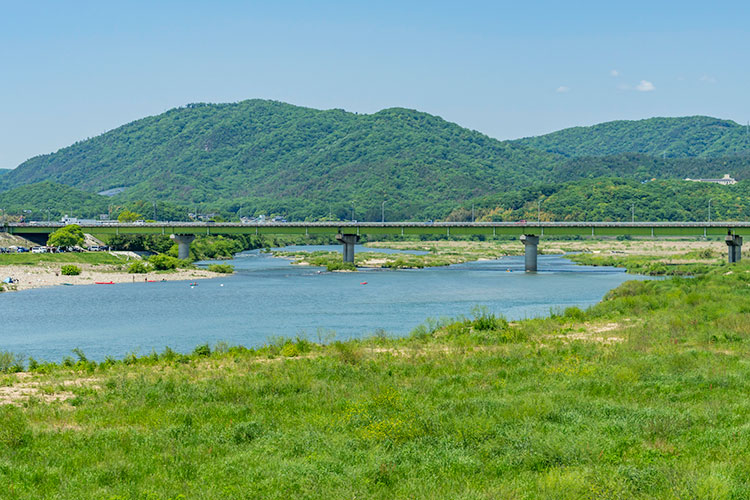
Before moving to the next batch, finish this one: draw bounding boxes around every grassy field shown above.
[0,252,128,266]
[2,257,750,498]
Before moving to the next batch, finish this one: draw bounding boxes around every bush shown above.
[208,264,234,274]
[0,351,24,373]
[192,344,211,357]
[149,254,181,271]
[60,265,81,276]
[470,306,508,330]
[128,261,150,273]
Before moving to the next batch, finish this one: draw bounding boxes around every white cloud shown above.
[610,69,619,77]
[556,86,571,93]
[700,75,717,83]
[635,80,655,92]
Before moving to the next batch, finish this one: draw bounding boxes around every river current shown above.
[1,246,644,361]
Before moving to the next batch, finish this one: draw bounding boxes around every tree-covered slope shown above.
[2,100,560,210]
[514,116,750,158]
[467,178,750,223]
[0,182,109,218]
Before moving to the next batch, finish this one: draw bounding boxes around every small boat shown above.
[360,281,368,285]
[61,283,74,286]
[95,281,115,285]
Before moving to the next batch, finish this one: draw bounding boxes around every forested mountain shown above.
[550,153,750,182]
[0,182,109,219]
[2,101,749,221]
[466,178,750,223]
[514,116,750,158]
[0,100,560,219]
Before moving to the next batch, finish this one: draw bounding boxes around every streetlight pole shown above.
[708,198,713,223]
[381,200,386,223]
[538,200,542,222]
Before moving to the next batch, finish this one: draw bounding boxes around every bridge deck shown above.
[5,221,750,238]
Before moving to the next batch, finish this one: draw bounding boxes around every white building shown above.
[684,174,737,185]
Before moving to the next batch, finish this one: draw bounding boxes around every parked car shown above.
[31,246,48,254]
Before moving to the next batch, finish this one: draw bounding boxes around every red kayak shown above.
[95,281,115,285]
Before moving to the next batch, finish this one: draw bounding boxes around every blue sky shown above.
[1,0,749,169]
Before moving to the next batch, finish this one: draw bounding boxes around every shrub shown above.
[0,351,24,373]
[208,264,234,274]
[563,306,586,321]
[149,254,181,270]
[192,344,211,357]
[470,305,507,330]
[128,261,150,273]
[280,343,300,357]
[60,265,81,276]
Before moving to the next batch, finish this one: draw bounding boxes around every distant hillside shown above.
[464,178,750,223]
[1,100,561,219]
[550,153,750,182]
[0,182,109,219]
[514,116,750,158]
[4,102,750,221]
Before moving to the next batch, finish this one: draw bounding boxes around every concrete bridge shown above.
[3,221,748,271]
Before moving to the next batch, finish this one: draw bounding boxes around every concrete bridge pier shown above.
[336,233,360,263]
[520,234,539,272]
[726,234,742,263]
[170,234,195,260]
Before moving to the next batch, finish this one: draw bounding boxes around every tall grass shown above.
[2,262,750,498]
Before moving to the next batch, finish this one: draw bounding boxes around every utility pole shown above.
[471,204,475,223]
[631,204,635,223]
[381,200,386,223]
[153,202,157,221]
[708,198,713,223]
[538,200,542,222]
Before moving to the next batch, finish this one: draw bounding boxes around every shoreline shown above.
[0,263,223,292]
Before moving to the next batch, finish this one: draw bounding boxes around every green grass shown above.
[2,261,750,498]
[567,248,724,275]
[0,252,128,266]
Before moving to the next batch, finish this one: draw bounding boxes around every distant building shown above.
[684,174,737,185]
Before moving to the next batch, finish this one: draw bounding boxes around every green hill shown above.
[514,116,750,158]
[4,103,750,221]
[1,100,561,220]
[0,182,109,219]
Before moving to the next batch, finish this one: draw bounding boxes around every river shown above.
[0,246,644,361]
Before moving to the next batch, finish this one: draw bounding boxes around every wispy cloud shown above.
[699,75,717,83]
[635,80,655,92]
[556,86,570,93]
[610,69,619,77]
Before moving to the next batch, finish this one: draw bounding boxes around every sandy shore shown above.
[0,264,223,292]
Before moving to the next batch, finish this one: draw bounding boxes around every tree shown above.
[47,224,84,248]
[118,209,143,222]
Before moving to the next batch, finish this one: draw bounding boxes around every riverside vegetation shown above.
[2,255,750,498]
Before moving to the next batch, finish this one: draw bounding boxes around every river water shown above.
[1,246,644,362]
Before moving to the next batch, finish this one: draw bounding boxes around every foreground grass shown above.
[2,262,750,498]
[0,252,128,266]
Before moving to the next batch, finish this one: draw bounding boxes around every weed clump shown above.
[127,261,150,273]
[60,264,81,276]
